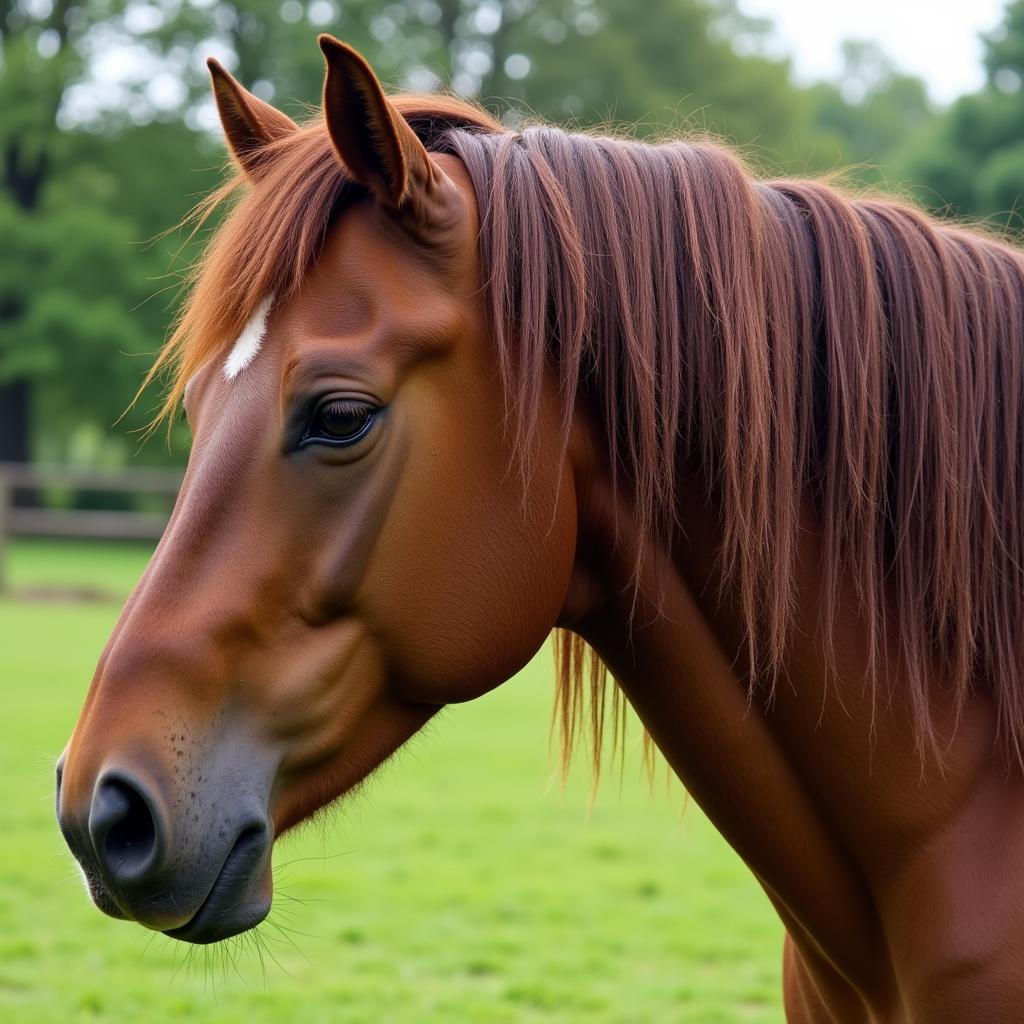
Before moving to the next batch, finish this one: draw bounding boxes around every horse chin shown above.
[163,830,274,945]
[163,888,272,945]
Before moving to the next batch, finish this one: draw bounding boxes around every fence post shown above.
[0,469,10,593]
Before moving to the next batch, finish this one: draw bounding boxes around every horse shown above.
[55,35,1024,1021]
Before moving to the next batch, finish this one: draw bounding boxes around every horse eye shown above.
[303,399,376,447]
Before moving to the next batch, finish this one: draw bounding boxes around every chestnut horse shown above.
[57,36,1024,1022]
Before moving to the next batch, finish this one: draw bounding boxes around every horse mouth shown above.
[163,825,273,944]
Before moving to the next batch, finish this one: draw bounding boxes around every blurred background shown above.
[3,2,1024,1021]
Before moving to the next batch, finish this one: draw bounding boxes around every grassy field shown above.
[0,539,783,1022]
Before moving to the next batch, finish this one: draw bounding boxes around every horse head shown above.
[55,38,581,943]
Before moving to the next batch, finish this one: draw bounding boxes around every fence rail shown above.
[0,462,183,494]
[0,462,183,590]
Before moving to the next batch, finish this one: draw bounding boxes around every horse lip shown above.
[77,860,130,921]
[163,823,272,944]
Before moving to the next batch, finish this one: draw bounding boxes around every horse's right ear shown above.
[207,58,297,177]
[318,35,460,239]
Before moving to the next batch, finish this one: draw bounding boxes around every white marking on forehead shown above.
[223,294,273,380]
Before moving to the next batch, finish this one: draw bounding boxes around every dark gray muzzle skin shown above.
[56,718,277,944]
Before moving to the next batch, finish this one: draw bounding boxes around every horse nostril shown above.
[89,776,162,884]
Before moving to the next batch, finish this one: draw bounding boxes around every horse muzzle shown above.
[56,754,274,944]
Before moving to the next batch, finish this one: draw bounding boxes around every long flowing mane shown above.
[154,96,1024,771]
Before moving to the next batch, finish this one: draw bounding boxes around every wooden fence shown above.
[0,462,182,590]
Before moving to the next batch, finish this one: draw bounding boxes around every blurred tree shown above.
[470,0,806,148]
[3,122,222,459]
[897,0,1024,225]
[803,40,932,180]
[0,0,82,462]
[0,0,212,464]
[129,0,859,163]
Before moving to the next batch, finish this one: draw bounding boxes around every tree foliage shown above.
[897,0,1024,224]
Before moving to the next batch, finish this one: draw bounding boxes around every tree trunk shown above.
[1,1,69,470]
[0,378,30,463]
[2,142,45,469]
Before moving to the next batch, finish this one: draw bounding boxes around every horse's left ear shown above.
[318,35,457,233]
[207,58,298,176]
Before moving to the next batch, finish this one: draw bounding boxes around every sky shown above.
[737,0,1007,102]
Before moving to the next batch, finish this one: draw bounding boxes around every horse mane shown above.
[155,94,1024,774]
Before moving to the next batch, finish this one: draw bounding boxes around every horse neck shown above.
[565,449,1001,1005]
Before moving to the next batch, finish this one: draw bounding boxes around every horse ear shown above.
[318,35,454,229]
[207,58,297,176]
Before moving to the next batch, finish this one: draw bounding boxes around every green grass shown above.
[0,540,783,1022]
[4,537,158,596]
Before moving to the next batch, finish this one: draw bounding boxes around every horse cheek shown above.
[363,443,577,705]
